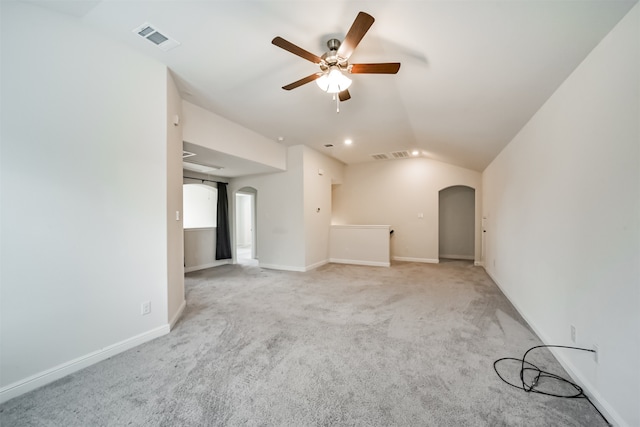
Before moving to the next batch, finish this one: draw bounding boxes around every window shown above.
[183,184,217,228]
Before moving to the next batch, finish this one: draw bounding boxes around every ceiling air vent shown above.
[133,23,180,51]
[324,144,334,148]
[371,153,389,160]
[390,150,410,159]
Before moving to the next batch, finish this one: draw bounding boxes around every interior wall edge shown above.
[169,301,187,331]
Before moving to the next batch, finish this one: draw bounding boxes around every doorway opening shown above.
[235,187,257,265]
[438,185,475,261]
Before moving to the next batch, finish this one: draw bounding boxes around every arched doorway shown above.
[439,185,475,261]
[235,187,257,264]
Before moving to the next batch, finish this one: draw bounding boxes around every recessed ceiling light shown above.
[411,150,419,156]
[344,139,353,145]
[277,136,285,142]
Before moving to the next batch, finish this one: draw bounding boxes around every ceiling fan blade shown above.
[282,73,322,90]
[338,90,351,102]
[337,12,375,60]
[272,36,323,64]
[349,63,401,74]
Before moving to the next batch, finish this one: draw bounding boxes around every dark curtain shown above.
[215,182,232,260]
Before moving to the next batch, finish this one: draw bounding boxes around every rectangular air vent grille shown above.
[147,31,169,45]
[371,153,389,160]
[390,151,411,159]
[133,23,180,51]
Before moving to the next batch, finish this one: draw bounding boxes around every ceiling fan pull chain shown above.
[336,95,340,113]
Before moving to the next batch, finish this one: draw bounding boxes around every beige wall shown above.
[166,71,185,329]
[303,146,345,269]
[332,158,482,264]
[182,101,287,172]
[230,145,344,271]
[184,228,225,272]
[1,1,172,400]
[482,5,639,426]
[232,146,306,270]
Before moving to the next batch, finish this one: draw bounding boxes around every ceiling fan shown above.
[272,11,400,105]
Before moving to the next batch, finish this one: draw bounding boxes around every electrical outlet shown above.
[141,301,151,316]
[593,344,599,363]
[570,325,576,343]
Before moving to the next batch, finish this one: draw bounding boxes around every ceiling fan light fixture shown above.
[316,68,352,94]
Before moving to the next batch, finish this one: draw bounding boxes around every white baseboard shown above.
[474,261,484,266]
[329,258,390,267]
[259,263,306,272]
[392,256,439,264]
[0,324,170,404]
[305,259,329,271]
[485,269,625,427]
[169,299,186,330]
[439,254,475,260]
[185,259,231,272]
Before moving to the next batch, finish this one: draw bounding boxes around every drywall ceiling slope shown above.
[36,0,639,171]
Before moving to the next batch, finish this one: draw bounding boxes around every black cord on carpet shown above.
[493,345,611,426]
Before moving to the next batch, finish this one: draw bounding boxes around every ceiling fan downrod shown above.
[323,39,342,67]
[272,11,400,106]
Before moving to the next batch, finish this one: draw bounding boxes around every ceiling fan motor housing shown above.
[322,38,347,69]
[272,12,399,96]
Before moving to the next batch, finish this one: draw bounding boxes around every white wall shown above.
[167,72,185,329]
[303,147,345,269]
[482,5,639,426]
[332,158,482,264]
[183,184,217,228]
[232,146,306,270]
[329,225,391,267]
[235,194,252,247]
[230,145,344,271]
[0,2,172,400]
[182,101,287,171]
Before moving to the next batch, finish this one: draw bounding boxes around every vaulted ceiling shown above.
[27,0,638,172]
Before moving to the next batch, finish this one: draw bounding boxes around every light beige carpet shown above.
[0,260,606,426]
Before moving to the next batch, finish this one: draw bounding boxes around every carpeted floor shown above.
[0,260,606,426]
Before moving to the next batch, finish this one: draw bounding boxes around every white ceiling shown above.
[28,0,637,173]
